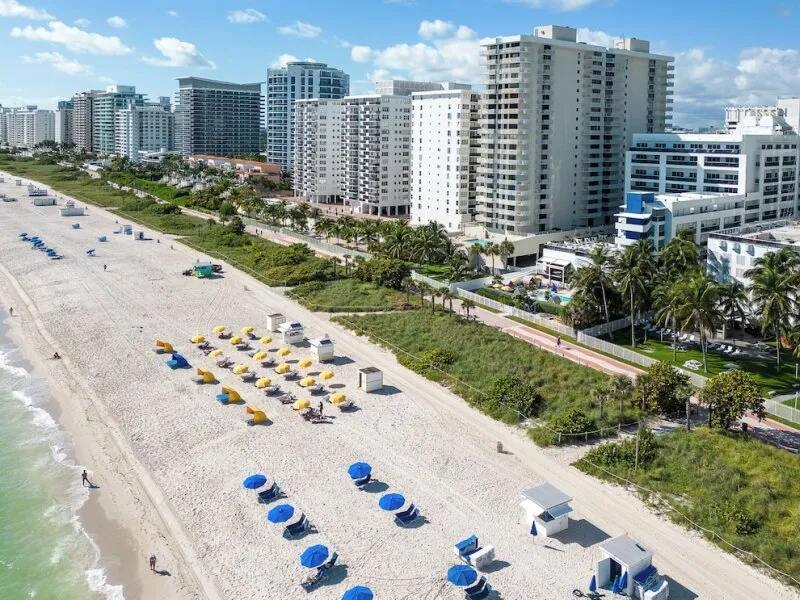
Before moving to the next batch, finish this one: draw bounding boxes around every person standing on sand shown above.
[556,336,561,349]
[81,469,90,487]
[149,554,157,573]
[8,307,12,317]
[103,264,107,272]
[318,401,323,418]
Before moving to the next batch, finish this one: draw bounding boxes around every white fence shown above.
[581,316,634,337]
[244,220,373,259]
[764,399,800,425]
[454,289,577,337]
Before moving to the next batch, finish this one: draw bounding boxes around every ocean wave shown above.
[0,349,29,378]
[12,390,57,429]
[86,568,125,600]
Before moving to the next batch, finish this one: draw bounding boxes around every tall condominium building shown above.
[91,85,144,155]
[0,106,10,144]
[342,94,412,216]
[54,100,74,146]
[477,25,674,234]
[266,62,349,171]
[625,116,800,230]
[115,103,175,161]
[175,77,263,157]
[293,98,344,204]
[3,106,55,147]
[411,89,481,231]
[72,90,103,151]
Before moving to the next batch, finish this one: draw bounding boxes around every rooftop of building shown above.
[711,221,800,247]
[176,77,263,90]
[189,155,281,174]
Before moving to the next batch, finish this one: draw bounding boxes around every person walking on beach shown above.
[318,401,324,418]
[81,469,90,487]
[149,554,157,573]
[8,307,12,317]
[103,264,107,272]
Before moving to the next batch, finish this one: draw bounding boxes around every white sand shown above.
[0,173,797,600]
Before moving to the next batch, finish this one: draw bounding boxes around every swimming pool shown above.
[534,290,571,304]
[464,239,492,247]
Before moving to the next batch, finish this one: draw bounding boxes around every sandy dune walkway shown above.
[0,175,796,600]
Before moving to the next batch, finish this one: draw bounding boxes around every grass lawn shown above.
[334,311,611,426]
[288,279,420,312]
[576,428,800,586]
[608,328,797,394]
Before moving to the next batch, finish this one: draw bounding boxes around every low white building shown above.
[519,483,573,537]
[615,191,749,252]
[411,89,480,231]
[597,535,668,599]
[293,98,344,204]
[114,103,174,162]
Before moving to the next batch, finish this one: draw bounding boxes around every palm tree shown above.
[584,245,614,332]
[716,279,747,345]
[613,241,655,347]
[445,261,467,283]
[442,290,454,314]
[412,228,442,267]
[678,274,720,373]
[382,224,412,259]
[747,250,798,369]
[343,254,352,275]
[308,206,324,224]
[401,276,414,305]
[660,233,701,278]
[329,256,341,277]
[653,282,683,362]
[462,298,476,319]
[416,282,430,308]
[468,243,485,270]
[498,239,515,272]
[485,242,500,275]
[431,288,442,314]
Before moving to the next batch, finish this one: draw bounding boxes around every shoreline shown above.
[0,279,200,599]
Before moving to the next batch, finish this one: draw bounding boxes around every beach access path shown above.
[0,175,797,599]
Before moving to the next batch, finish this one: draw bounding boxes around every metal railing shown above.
[764,399,800,425]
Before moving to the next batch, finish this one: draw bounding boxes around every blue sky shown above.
[1,0,799,127]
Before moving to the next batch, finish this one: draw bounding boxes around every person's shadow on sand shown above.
[156,570,171,576]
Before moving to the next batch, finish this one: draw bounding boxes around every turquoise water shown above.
[0,337,121,600]
[464,239,492,247]
[535,290,572,304]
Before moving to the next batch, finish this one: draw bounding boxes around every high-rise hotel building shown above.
[477,25,674,234]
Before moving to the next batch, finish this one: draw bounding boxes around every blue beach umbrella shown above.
[242,474,267,490]
[378,493,405,511]
[530,520,538,536]
[447,565,478,587]
[342,586,373,600]
[589,574,596,593]
[300,544,330,569]
[611,574,620,594]
[267,504,295,524]
[348,462,372,480]
[619,571,628,592]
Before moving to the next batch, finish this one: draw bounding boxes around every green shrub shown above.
[582,428,657,470]
[488,375,543,419]
[546,408,594,436]
[353,257,410,289]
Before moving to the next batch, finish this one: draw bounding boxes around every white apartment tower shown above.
[115,103,175,162]
[293,99,344,204]
[626,116,800,227]
[54,100,74,146]
[72,90,101,151]
[3,107,55,147]
[342,95,412,216]
[266,62,349,171]
[478,25,674,234]
[411,89,481,231]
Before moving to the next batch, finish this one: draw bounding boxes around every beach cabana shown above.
[278,321,305,345]
[358,367,383,392]
[166,353,189,369]
[193,262,213,278]
[310,336,335,362]
[520,483,573,537]
[266,313,286,332]
[153,340,174,354]
[596,535,668,599]
[192,368,216,384]
[216,386,241,404]
[246,406,269,425]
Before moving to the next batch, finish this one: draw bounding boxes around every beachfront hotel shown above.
[477,25,674,234]
[266,62,349,171]
[410,89,481,231]
[91,86,145,155]
[0,106,55,148]
[114,99,175,162]
[293,98,345,204]
[175,77,263,157]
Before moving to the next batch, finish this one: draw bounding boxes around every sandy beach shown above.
[0,172,798,600]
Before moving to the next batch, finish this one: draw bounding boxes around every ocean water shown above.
[0,338,123,600]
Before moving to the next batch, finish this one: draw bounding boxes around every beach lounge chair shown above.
[263,384,280,395]
[245,350,257,358]
[218,331,232,339]
[306,384,324,394]
[198,341,212,351]
[454,535,481,562]
[216,357,234,369]
[465,577,492,600]
[240,371,257,383]
[284,514,309,538]
[732,348,742,356]
[395,504,420,527]
[258,482,281,504]
[261,357,276,368]
[354,474,371,489]
[277,392,296,405]
[299,569,325,592]
[284,371,299,381]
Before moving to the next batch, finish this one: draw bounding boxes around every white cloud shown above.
[269,53,316,69]
[22,51,92,75]
[278,21,321,38]
[74,17,90,28]
[576,27,616,48]
[504,0,607,10]
[418,19,454,40]
[350,45,373,63]
[11,21,132,55]
[354,21,481,85]
[142,37,215,69]
[97,75,116,84]
[0,0,52,20]
[227,9,266,24]
[167,10,178,17]
[0,94,60,109]
[107,16,127,28]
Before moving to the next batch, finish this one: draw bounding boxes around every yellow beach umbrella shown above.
[253,351,268,361]
[299,377,315,387]
[230,336,243,345]
[320,370,334,381]
[298,359,313,369]
[255,377,272,389]
[292,399,311,410]
[259,336,272,345]
[277,347,291,357]
[212,325,226,334]
[233,364,248,375]
[330,392,347,405]
[242,326,255,334]
[209,349,224,358]
[275,363,290,374]
[191,334,205,344]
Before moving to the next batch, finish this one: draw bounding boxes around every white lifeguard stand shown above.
[310,336,335,362]
[278,320,304,345]
[59,199,85,216]
[358,367,383,392]
[133,230,144,240]
[597,535,669,599]
[266,313,286,332]
[519,483,573,537]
